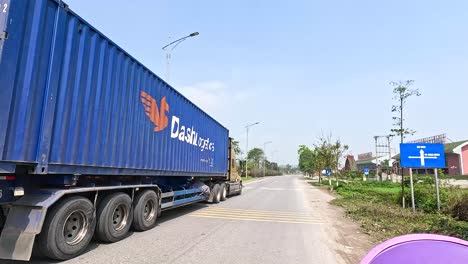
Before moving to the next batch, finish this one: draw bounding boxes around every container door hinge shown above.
[0,31,8,40]
[58,1,69,10]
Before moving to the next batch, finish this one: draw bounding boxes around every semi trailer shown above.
[0,0,243,261]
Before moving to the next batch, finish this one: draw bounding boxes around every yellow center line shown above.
[191,211,324,221]
[202,207,312,216]
[190,214,326,225]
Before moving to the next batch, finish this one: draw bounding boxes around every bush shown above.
[396,184,448,213]
[343,170,363,179]
[322,179,468,241]
[361,180,399,188]
[331,187,468,241]
[247,167,281,177]
[414,184,448,213]
[404,175,435,186]
[446,192,468,221]
[332,181,400,205]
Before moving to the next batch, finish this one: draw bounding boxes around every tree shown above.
[280,164,295,174]
[315,135,348,186]
[330,140,349,186]
[381,159,390,173]
[247,148,264,167]
[390,80,421,207]
[391,80,421,141]
[298,135,348,185]
[231,140,243,156]
[298,145,316,176]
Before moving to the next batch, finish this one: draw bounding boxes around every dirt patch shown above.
[302,179,375,264]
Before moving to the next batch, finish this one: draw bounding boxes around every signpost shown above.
[325,169,332,186]
[400,143,445,212]
[363,167,369,181]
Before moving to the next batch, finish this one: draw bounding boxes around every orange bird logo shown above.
[140,91,169,132]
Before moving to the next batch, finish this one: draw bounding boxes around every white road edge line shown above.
[243,177,270,185]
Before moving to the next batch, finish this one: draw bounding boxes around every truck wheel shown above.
[132,190,159,231]
[212,184,221,204]
[37,196,96,260]
[96,192,133,243]
[0,210,5,230]
[238,183,243,195]
[220,183,227,201]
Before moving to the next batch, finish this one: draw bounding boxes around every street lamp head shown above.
[245,121,260,129]
[189,32,200,37]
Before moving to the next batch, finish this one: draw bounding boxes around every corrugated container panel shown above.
[0,0,228,176]
[0,0,56,165]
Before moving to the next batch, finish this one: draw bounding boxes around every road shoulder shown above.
[302,178,374,264]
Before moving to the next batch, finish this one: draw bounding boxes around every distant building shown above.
[393,140,468,176]
[344,155,357,171]
[356,156,378,171]
[355,155,395,172]
[444,140,468,175]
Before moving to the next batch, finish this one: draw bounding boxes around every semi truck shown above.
[0,0,243,261]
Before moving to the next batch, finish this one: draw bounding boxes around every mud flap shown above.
[0,191,62,261]
[0,206,46,261]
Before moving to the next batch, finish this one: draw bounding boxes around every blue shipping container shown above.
[0,0,229,176]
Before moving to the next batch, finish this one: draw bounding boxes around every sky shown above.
[66,0,468,165]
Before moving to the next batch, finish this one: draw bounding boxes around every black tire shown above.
[132,190,159,231]
[0,210,5,230]
[238,182,243,195]
[220,183,227,201]
[37,196,96,260]
[95,192,133,243]
[212,184,221,204]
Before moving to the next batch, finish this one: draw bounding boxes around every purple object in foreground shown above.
[360,234,468,264]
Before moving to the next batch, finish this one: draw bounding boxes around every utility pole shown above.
[374,135,392,181]
[400,94,405,207]
[387,136,392,164]
[374,136,379,179]
[388,135,392,177]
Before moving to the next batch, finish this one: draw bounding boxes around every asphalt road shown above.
[13,175,370,264]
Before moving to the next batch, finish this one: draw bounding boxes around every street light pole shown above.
[162,32,199,82]
[245,122,260,178]
[263,141,272,177]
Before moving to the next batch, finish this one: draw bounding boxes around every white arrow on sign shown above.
[408,149,437,167]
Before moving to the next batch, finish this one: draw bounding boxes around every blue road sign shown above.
[400,143,446,168]
[364,167,369,175]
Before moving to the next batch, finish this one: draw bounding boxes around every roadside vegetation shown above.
[241,176,257,182]
[299,81,468,241]
[237,146,282,177]
[311,178,468,241]
[298,134,348,184]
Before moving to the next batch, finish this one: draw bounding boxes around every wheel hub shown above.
[63,211,88,246]
[112,204,128,231]
[143,200,156,222]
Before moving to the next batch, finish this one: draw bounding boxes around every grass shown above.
[242,176,261,182]
[312,180,468,241]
